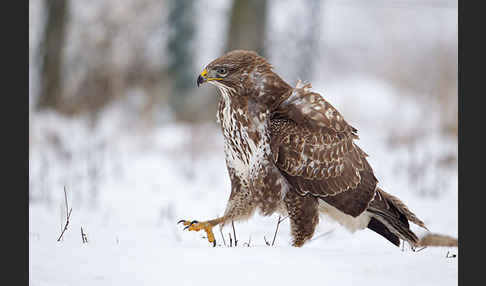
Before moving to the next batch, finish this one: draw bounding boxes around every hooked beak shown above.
[197,69,208,87]
[196,68,223,87]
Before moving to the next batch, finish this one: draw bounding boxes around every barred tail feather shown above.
[366,188,427,247]
[377,188,428,230]
[366,209,419,246]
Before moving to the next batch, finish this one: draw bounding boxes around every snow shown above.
[29,0,457,283]
[29,77,457,285]
[30,199,458,286]
[30,225,457,286]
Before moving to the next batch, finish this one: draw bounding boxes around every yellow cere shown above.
[200,69,208,77]
[200,68,223,81]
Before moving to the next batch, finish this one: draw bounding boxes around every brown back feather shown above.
[270,82,378,217]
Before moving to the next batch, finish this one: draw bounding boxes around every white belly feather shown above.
[318,200,371,232]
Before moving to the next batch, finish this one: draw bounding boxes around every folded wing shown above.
[270,82,378,216]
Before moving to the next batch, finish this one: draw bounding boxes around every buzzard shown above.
[179,50,430,248]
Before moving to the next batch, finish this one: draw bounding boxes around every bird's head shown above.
[197,50,291,108]
[197,50,262,90]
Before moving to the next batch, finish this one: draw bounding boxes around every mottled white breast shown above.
[215,84,271,183]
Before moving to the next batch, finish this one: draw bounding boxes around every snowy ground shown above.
[29,78,457,286]
[29,192,457,286]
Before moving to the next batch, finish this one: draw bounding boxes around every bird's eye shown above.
[216,67,228,76]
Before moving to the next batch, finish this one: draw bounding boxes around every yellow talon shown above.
[178,220,216,246]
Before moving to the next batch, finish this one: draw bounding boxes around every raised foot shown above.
[178,220,216,247]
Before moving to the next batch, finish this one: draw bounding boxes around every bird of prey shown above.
[178,50,430,248]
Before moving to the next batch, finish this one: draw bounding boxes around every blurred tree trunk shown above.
[296,0,322,82]
[36,0,69,111]
[167,0,196,121]
[226,0,268,56]
[201,0,268,121]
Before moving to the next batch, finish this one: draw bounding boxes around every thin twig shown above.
[57,187,73,242]
[263,236,271,246]
[219,227,227,247]
[60,208,63,234]
[413,246,427,252]
[231,221,238,247]
[310,229,335,242]
[446,251,457,258]
[80,226,88,243]
[271,215,288,246]
[243,235,251,247]
[64,186,69,217]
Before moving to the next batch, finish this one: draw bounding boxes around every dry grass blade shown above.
[446,251,457,258]
[81,226,88,243]
[57,186,73,242]
[271,215,288,246]
[231,221,238,247]
[243,235,251,247]
[263,235,270,246]
[219,227,227,247]
[310,229,335,242]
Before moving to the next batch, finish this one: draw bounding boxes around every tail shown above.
[366,188,429,247]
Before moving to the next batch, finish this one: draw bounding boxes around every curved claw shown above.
[178,220,198,227]
[183,221,198,230]
[178,219,217,247]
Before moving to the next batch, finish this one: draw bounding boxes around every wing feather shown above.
[270,82,378,216]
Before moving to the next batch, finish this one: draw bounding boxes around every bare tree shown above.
[226,0,268,56]
[167,0,197,121]
[296,0,322,82]
[36,0,69,111]
[196,0,269,119]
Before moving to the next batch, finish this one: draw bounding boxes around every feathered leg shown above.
[178,174,256,246]
[284,191,319,247]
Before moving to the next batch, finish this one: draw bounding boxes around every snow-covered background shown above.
[29,92,458,286]
[29,0,457,285]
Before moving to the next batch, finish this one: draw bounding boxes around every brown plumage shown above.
[180,50,454,248]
